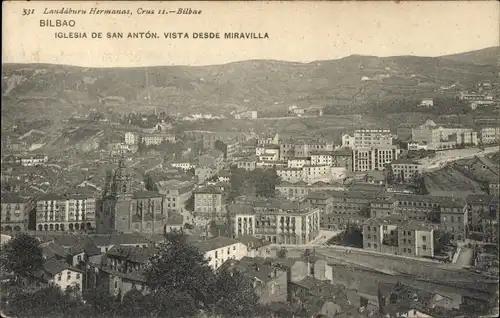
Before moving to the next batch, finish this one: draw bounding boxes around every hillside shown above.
[2,47,498,122]
[440,46,499,66]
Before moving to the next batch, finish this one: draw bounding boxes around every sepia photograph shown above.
[1,1,499,317]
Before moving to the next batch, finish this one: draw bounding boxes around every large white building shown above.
[36,193,97,232]
[232,198,321,245]
[353,129,393,149]
[352,146,401,172]
[193,236,248,270]
[277,165,331,183]
[411,120,478,150]
[480,126,500,144]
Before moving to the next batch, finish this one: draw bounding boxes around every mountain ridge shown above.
[2,47,498,122]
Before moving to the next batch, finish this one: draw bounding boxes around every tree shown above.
[209,267,261,317]
[0,233,44,281]
[145,231,261,317]
[434,230,452,254]
[185,194,195,212]
[214,140,228,159]
[143,173,158,192]
[5,285,89,318]
[252,168,279,198]
[83,284,120,317]
[146,231,216,317]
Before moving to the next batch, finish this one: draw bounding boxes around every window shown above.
[76,273,81,279]
[408,249,412,253]
[374,244,377,248]
[115,281,118,288]
[423,245,427,250]
[367,243,371,247]
[215,251,218,258]
[422,236,426,242]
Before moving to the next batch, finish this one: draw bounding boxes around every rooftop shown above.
[192,236,239,253]
[106,245,154,264]
[399,220,434,232]
[194,185,223,195]
[132,191,164,199]
[391,159,421,165]
[1,192,31,203]
[466,194,497,206]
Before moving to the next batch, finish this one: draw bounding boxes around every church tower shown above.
[112,157,132,196]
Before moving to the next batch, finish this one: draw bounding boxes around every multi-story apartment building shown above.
[363,216,435,258]
[124,132,138,145]
[276,181,345,200]
[479,126,500,144]
[397,221,434,258]
[369,197,397,219]
[276,165,331,183]
[352,146,401,171]
[124,132,175,146]
[439,199,467,242]
[392,195,445,223]
[458,91,493,101]
[341,133,355,148]
[287,157,311,168]
[142,133,176,146]
[279,138,334,161]
[21,258,84,294]
[194,185,224,220]
[226,140,242,158]
[100,245,153,298]
[411,120,478,150]
[309,149,353,171]
[232,198,321,245]
[390,159,423,182]
[170,161,196,171]
[193,236,248,270]
[256,145,280,161]
[17,155,49,167]
[1,193,34,232]
[258,133,279,146]
[397,123,414,141]
[353,129,393,149]
[235,155,258,171]
[157,179,195,213]
[307,190,380,230]
[36,193,97,232]
[465,195,498,232]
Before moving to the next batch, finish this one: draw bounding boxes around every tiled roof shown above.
[106,245,154,264]
[42,242,68,259]
[43,258,75,276]
[194,185,223,194]
[399,220,434,232]
[236,235,269,248]
[466,194,497,205]
[1,192,31,203]
[192,236,239,253]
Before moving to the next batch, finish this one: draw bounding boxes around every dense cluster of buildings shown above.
[398,119,499,148]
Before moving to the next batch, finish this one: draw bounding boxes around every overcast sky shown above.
[3,1,499,67]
